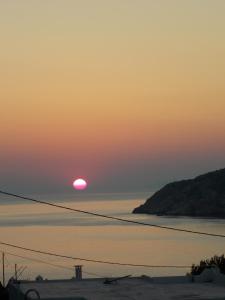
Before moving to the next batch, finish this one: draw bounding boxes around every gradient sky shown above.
[1,0,225,195]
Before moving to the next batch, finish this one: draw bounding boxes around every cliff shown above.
[133,168,225,218]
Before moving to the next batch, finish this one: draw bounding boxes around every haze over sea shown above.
[1,192,225,281]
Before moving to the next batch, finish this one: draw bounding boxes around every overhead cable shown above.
[0,240,190,268]
[3,251,105,277]
[0,190,225,238]
[2,250,73,271]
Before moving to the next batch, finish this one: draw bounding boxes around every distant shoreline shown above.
[133,168,225,219]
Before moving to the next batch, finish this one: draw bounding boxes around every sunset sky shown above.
[1,1,225,195]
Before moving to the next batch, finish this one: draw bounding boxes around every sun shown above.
[73,178,87,190]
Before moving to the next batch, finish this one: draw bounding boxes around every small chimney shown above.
[75,265,82,280]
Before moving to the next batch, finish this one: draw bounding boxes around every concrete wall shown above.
[8,282,87,300]
[152,276,191,284]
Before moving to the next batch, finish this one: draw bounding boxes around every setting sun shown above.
[73,178,87,190]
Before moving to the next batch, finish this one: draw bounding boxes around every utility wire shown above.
[0,241,190,268]
[17,266,27,279]
[0,190,225,238]
[3,251,73,271]
[3,250,104,277]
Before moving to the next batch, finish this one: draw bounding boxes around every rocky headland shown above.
[133,168,225,218]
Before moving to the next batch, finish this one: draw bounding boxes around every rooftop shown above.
[9,276,225,300]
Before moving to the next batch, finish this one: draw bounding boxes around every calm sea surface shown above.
[1,192,225,281]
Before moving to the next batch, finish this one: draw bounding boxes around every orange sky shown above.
[1,1,225,193]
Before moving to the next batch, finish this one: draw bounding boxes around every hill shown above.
[133,168,225,218]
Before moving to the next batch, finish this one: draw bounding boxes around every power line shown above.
[0,190,225,238]
[17,266,27,280]
[2,251,73,271]
[0,240,190,268]
[82,270,106,277]
[3,251,105,277]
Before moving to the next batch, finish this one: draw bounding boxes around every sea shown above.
[1,191,225,282]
